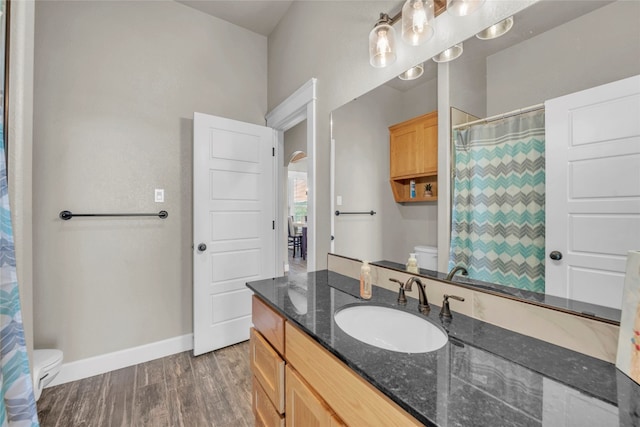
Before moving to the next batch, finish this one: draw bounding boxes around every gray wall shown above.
[486,1,640,115]
[33,1,267,362]
[333,80,438,264]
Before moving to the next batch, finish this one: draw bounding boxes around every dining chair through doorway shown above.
[288,217,302,258]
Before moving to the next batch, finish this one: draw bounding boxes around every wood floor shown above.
[37,341,253,427]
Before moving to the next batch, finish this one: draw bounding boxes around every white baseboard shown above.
[48,333,193,387]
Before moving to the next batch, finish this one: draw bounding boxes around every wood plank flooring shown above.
[37,341,253,427]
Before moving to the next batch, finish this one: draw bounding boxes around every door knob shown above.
[197,243,207,252]
[549,251,563,261]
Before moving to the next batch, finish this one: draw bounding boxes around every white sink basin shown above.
[334,305,448,353]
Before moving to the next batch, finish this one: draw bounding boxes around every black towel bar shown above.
[335,210,376,216]
[59,210,168,220]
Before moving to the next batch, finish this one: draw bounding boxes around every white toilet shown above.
[414,245,438,271]
[32,349,63,401]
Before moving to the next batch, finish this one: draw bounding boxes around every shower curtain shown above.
[449,110,545,292]
[0,129,39,425]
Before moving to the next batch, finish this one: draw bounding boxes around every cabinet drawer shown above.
[252,295,285,355]
[253,376,285,427]
[250,328,285,414]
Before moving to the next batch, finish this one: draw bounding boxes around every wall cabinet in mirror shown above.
[389,111,438,203]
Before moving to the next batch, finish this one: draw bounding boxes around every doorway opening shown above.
[286,148,308,278]
[266,78,317,276]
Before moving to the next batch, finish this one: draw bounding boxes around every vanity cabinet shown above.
[251,295,415,426]
[389,111,438,203]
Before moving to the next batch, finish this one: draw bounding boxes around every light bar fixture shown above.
[369,0,493,71]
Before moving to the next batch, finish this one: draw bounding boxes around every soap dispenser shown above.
[360,260,372,299]
[406,253,419,274]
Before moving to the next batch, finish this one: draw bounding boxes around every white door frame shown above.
[266,79,317,274]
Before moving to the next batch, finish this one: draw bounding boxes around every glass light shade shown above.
[401,0,435,46]
[398,63,424,80]
[432,43,463,63]
[369,18,397,68]
[446,0,485,17]
[476,16,514,40]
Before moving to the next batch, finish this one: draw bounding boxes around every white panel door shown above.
[546,75,640,308]
[193,112,275,355]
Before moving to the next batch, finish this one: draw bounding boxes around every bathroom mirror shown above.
[331,0,639,322]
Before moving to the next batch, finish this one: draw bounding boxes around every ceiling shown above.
[176,0,294,36]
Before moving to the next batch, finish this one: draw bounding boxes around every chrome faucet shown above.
[404,277,430,315]
[445,266,468,281]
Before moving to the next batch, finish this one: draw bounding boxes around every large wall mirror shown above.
[331,0,640,322]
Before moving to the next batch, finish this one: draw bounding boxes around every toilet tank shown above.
[414,245,438,271]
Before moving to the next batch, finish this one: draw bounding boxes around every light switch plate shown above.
[155,189,164,203]
[337,195,343,206]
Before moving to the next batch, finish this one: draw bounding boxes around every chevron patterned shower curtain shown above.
[449,110,545,292]
[0,130,39,425]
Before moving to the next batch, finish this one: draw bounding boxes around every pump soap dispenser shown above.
[406,253,419,274]
[360,260,372,299]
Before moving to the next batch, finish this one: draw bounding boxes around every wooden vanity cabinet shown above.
[389,111,438,203]
[251,295,417,426]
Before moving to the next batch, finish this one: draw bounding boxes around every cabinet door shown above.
[419,113,438,174]
[286,366,333,427]
[390,122,421,178]
[389,111,438,178]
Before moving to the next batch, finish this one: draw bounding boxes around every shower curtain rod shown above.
[452,103,544,130]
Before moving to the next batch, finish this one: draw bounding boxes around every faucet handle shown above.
[389,278,407,305]
[389,278,404,287]
[439,294,465,319]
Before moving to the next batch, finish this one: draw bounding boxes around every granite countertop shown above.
[246,270,639,427]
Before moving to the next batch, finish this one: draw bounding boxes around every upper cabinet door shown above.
[419,112,438,174]
[389,111,438,179]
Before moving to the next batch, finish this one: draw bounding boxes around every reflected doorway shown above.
[284,124,308,279]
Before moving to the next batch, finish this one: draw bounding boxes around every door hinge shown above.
[272,147,275,157]
[272,220,275,230]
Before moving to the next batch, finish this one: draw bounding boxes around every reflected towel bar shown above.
[59,210,168,220]
[335,210,376,216]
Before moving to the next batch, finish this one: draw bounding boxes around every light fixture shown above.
[398,63,424,80]
[370,0,484,69]
[476,16,514,40]
[401,0,435,46]
[432,43,463,63]
[369,13,397,68]
[446,0,485,17]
